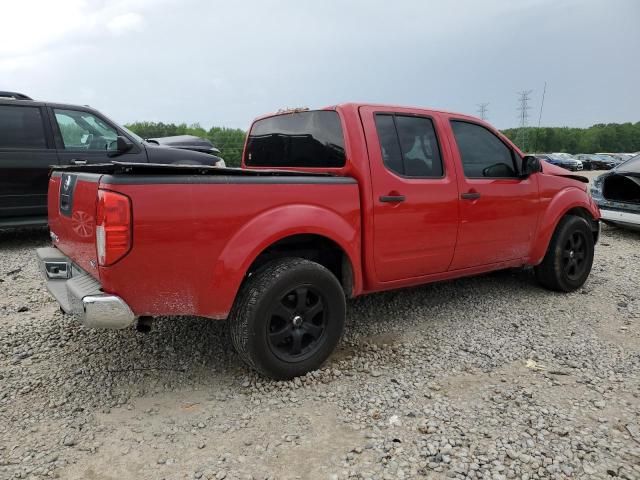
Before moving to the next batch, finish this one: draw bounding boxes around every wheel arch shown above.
[530,188,600,265]
[211,204,362,316]
[244,233,356,296]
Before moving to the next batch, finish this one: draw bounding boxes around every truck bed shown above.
[50,161,339,178]
[47,162,360,319]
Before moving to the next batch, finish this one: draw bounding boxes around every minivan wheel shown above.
[534,215,595,292]
[228,257,346,379]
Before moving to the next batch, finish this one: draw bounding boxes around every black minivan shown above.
[0,91,224,228]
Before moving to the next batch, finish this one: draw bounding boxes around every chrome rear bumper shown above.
[37,247,136,329]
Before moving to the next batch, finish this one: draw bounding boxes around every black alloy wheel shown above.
[562,231,588,281]
[267,286,327,362]
[535,215,595,292]
[228,257,346,379]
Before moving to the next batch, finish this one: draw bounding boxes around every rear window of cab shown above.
[244,110,346,168]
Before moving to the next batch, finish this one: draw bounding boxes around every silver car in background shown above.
[591,154,640,230]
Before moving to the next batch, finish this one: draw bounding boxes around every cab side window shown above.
[451,121,517,178]
[54,109,118,151]
[375,114,443,178]
[0,105,47,149]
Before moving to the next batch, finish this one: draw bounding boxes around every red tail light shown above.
[96,190,131,266]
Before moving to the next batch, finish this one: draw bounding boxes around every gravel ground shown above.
[1,171,639,480]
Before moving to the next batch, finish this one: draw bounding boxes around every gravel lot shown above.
[1,171,639,480]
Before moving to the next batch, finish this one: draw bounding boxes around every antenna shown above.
[477,102,489,121]
[533,82,547,152]
[516,90,533,151]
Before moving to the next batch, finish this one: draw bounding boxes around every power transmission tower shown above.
[477,103,489,121]
[517,90,533,151]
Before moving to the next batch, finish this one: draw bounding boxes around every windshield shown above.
[121,125,144,143]
[245,110,345,168]
[618,154,640,172]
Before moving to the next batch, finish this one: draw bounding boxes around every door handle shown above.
[70,159,87,165]
[461,192,481,200]
[379,195,405,203]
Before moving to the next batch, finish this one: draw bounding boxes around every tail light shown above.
[96,190,131,266]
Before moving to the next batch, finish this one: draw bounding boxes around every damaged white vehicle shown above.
[592,154,640,231]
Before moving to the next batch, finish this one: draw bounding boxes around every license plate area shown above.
[44,261,71,279]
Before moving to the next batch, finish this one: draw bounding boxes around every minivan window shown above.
[54,109,118,151]
[374,114,443,177]
[245,110,345,168]
[0,105,46,149]
[451,121,517,178]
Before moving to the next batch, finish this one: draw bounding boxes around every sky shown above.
[1,0,639,131]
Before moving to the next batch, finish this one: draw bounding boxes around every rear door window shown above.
[0,105,47,149]
[245,110,345,168]
[374,114,443,177]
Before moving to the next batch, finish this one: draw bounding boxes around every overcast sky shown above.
[2,0,638,130]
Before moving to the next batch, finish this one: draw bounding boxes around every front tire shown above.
[534,215,595,292]
[228,258,346,379]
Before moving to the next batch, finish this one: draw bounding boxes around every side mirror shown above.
[116,136,133,153]
[108,136,134,157]
[521,155,542,177]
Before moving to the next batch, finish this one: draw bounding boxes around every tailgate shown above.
[48,171,101,279]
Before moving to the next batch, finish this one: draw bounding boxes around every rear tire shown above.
[228,257,346,379]
[534,215,594,292]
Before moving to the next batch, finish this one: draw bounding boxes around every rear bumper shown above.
[37,247,136,329]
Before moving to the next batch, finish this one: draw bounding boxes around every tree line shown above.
[125,120,640,167]
[502,122,640,154]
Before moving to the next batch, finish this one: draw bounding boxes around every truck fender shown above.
[212,204,362,313]
[529,187,599,265]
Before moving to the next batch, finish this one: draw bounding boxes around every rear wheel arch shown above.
[246,233,355,298]
[211,205,361,317]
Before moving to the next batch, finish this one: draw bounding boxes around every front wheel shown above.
[534,215,595,292]
[228,258,346,379]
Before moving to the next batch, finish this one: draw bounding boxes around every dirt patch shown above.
[59,390,363,480]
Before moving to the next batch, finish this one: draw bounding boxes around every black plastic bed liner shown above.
[50,161,335,177]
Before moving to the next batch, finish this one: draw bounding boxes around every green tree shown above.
[502,122,640,154]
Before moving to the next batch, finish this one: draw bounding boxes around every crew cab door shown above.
[48,107,147,166]
[446,119,539,270]
[360,107,459,282]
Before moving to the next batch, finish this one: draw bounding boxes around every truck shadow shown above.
[35,266,542,396]
[0,226,49,249]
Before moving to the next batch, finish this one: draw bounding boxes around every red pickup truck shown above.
[38,103,600,379]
